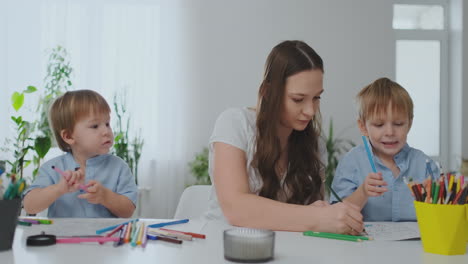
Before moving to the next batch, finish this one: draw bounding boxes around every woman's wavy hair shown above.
[253,40,324,205]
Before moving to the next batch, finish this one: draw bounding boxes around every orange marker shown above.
[124,222,132,243]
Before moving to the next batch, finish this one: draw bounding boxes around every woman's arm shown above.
[213,142,364,234]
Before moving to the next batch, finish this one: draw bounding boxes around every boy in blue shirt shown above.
[331,78,439,221]
[23,90,137,218]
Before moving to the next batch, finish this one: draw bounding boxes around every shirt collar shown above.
[64,152,109,168]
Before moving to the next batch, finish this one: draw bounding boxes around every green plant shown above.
[188,147,211,185]
[1,87,46,199]
[32,46,73,178]
[323,120,355,192]
[112,92,144,185]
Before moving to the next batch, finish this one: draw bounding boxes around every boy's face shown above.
[358,104,412,162]
[62,112,114,160]
[279,69,324,134]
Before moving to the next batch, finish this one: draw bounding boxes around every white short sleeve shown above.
[209,108,253,151]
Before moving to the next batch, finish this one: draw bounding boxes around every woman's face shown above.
[279,69,324,133]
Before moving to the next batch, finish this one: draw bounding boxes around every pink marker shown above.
[79,184,89,192]
[57,237,119,244]
[51,166,69,179]
[52,166,87,192]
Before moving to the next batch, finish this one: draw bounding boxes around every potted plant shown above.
[323,119,355,196]
[33,46,73,176]
[111,91,144,185]
[1,87,41,200]
[188,147,211,185]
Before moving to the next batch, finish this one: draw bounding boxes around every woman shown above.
[206,40,363,234]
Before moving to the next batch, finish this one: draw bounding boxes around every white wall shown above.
[463,1,468,160]
[177,0,395,167]
[0,2,6,147]
[449,0,463,169]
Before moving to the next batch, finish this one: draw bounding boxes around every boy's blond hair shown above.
[49,90,111,152]
[357,77,413,122]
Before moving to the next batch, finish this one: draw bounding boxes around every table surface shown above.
[1,218,467,264]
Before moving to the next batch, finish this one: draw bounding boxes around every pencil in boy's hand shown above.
[362,135,377,173]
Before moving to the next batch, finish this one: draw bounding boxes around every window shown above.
[393,1,448,168]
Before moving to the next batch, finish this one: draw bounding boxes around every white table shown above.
[1,218,467,264]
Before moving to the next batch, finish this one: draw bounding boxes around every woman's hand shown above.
[311,201,364,235]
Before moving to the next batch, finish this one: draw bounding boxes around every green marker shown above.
[18,220,32,226]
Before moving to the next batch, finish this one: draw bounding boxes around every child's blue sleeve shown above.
[22,165,56,198]
[330,153,360,203]
[116,163,138,206]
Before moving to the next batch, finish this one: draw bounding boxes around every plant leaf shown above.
[11,92,24,111]
[34,136,51,158]
[24,86,37,93]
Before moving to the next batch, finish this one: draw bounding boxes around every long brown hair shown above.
[253,40,324,205]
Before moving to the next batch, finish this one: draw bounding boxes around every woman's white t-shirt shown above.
[204,107,326,221]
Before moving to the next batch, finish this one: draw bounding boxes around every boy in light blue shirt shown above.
[330,78,439,221]
[23,90,137,218]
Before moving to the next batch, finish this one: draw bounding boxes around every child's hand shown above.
[77,180,109,204]
[57,169,85,194]
[362,172,388,197]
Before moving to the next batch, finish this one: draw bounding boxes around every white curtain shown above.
[1,0,191,218]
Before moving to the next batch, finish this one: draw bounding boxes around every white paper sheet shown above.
[364,222,420,241]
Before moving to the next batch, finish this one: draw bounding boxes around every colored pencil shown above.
[148,228,192,241]
[56,237,119,244]
[137,223,145,245]
[303,231,367,242]
[124,222,132,243]
[18,220,32,226]
[148,219,189,228]
[160,228,206,239]
[362,135,377,173]
[115,225,128,247]
[18,218,40,224]
[141,225,149,248]
[95,219,138,234]
[147,234,183,244]
[131,222,141,247]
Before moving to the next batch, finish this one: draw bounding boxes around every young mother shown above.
[206,40,364,234]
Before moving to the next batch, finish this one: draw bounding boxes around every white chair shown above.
[174,185,211,219]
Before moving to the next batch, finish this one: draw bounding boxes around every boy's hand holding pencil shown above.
[53,166,85,194]
[362,172,388,197]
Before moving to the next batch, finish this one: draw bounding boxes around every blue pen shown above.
[148,219,189,228]
[362,135,377,173]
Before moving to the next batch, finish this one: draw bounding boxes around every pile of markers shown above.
[18,217,53,226]
[407,162,467,204]
[96,218,206,248]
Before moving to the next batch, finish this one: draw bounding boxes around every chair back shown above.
[174,185,211,219]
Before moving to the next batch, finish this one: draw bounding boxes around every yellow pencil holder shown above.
[414,201,468,255]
